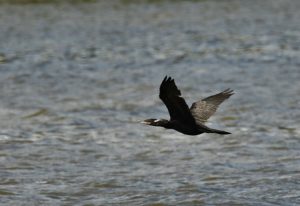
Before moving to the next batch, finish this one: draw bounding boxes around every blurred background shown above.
[0,0,300,205]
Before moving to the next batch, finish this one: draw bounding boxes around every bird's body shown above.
[142,76,234,135]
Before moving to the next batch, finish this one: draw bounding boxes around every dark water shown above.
[0,0,300,205]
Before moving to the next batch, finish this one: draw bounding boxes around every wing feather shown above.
[159,76,195,124]
[190,89,234,124]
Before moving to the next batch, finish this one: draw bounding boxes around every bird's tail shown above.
[206,128,231,135]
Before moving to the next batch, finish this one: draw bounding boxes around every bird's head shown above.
[141,118,170,127]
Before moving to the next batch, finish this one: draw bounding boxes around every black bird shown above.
[141,76,234,135]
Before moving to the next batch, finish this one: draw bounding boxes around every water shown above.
[0,0,300,205]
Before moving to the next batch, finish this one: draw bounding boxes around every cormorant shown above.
[141,76,234,135]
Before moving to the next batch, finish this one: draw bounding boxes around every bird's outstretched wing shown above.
[159,76,195,124]
[190,89,234,124]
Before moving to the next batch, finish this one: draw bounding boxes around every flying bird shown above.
[141,76,234,135]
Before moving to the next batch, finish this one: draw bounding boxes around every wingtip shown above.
[162,75,174,83]
[223,88,234,96]
[163,75,171,82]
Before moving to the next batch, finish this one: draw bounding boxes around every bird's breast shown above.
[169,120,201,135]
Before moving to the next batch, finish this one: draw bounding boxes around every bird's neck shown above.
[154,119,172,129]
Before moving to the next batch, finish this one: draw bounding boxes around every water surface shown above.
[0,0,300,205]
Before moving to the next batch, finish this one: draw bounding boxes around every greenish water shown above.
[0,0,300,205]
[0,0,207,4]
[0,0,95,4]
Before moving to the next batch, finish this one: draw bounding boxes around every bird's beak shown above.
[140,120,151,125]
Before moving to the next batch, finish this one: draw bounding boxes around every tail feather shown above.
[207,128,231,135]
[197,124,231,135]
